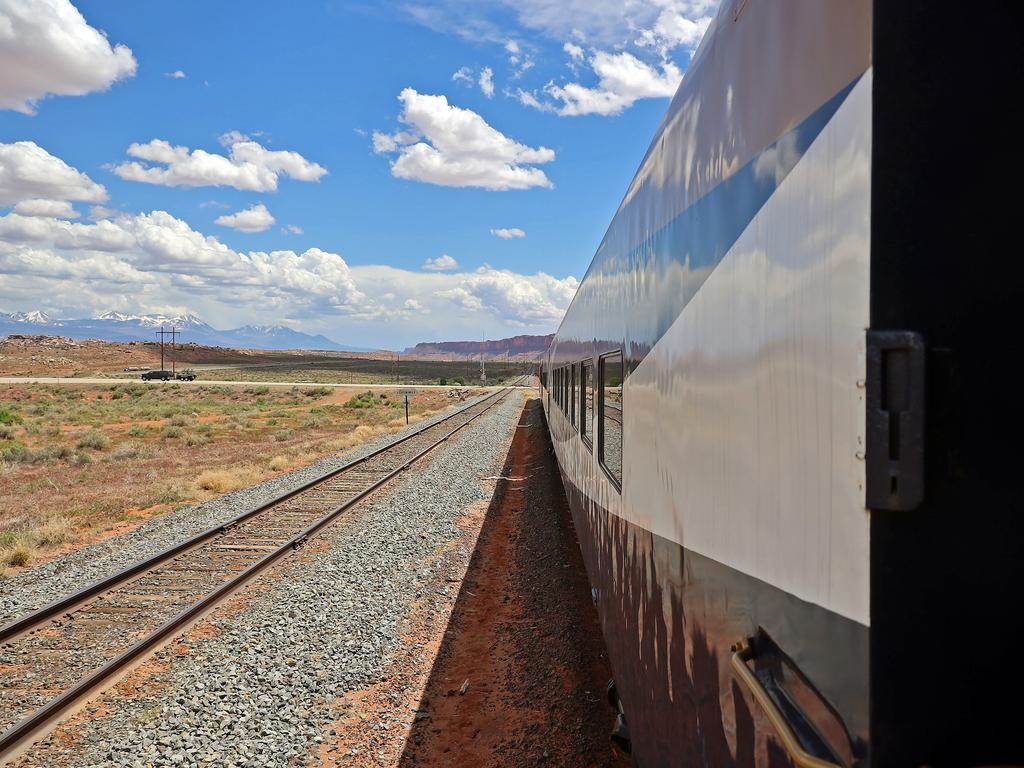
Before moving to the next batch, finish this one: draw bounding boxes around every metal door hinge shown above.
[866,330,926,511]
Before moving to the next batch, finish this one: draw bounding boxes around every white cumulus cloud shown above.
[12,199,79,219]
[110,134,327,192]
[0,209,367,315]
[165,70,187,79]
[404,0,715,116]
[214,203,276,233]
[437,267,576,324]
[0,141,108,205]
[0,0,137,114]
[503,0,715,51]
[491,227,525,239]
[373,88,554,191]
[635,2,714,56]
[423,254,459,271]
[0,147,578,345]
[564,42,584,61]
[0,210,578,337]
[540,50,683,116]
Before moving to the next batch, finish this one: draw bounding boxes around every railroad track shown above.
[0,382,522,762]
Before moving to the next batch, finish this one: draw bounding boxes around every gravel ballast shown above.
[0,391,497,625]
[11,389,524,768]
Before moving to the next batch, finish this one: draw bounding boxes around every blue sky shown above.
[0,0,715,348]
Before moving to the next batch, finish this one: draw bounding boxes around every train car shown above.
[541,1,1023,765]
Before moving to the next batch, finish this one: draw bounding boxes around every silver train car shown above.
[541,1,1023,765]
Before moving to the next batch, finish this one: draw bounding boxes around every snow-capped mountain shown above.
[2,310,51,324]
[93,311,212,330]
[94,311,135,323]
[0,309,370,352]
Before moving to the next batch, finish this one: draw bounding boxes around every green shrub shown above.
[31,445,73,463]
[169,414,191,427]
[162,425,183,439]
[128,424,146,436]
[0,408,22,425]
[344,391,378,409]
[272,429,292,442]
[110,441,150,460]
[0,425,16,440]
[1,443,29,462]
[304,414,330,429]
[303,386,332,398]
[184,433,210,447]
[76,428,109,451]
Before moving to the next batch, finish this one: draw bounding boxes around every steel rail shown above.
[0,383,512,646]
[0,382,519,761]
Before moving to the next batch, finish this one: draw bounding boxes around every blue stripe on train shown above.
[555,77,859,366]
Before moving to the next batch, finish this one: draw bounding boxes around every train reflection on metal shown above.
[542,0,872,765]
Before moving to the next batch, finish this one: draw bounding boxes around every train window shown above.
[570,363,577,429]
[581,359,594,447]
[599,352,623,488]
[555,368,561,409]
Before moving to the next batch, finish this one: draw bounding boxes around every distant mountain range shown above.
[405,334,553,360]
[0,310,372,352]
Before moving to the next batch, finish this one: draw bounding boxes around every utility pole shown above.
[397,353,401,385]
[156,327,180,374]
[480,332,486,383]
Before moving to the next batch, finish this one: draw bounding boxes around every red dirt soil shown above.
[397,398,629,767]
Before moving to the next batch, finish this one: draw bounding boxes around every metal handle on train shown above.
[730,639,842,768]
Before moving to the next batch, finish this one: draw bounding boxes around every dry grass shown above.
[194,464,267,497]
[196,470,235,493]
[0,382,459,571]
[32,517,75,547]
[0,516,78,570]
[2,543,32,568]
